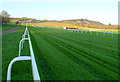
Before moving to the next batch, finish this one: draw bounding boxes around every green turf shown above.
[1,24,22,31]
[0,34,2,81]
[29,27,119,80]
[0,23,1,81]
[2,26,33,80]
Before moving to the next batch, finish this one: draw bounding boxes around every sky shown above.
[1,0,119,25]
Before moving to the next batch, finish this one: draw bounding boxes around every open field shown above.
[25,22,120,33]
[30,22,78,28]
[2,24,119,80]
[29,25,119,80]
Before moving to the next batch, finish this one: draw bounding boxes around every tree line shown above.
[0,11,10,24]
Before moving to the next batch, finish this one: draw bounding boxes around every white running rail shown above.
[7,24,41,82]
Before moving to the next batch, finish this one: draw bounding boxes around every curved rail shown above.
[7,24,41,81]
[7,56,31,80]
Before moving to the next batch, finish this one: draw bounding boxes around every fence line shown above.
[67,29,120,34]
[7,24,41,82]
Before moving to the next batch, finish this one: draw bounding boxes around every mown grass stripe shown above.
[29,27,118,80]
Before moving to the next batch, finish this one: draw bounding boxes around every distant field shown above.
[28,22,78,28]
[26,22,119,33]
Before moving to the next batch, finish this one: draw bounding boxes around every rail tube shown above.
[18,38,29,56]
[7,56,31,81]
[27,31,40,80]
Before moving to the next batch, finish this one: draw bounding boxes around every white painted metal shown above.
[7,56,31,81]
[21,27,29,49]
[28,32,40,80]
[27,26,40,81]
[18,38,29,56]
[7,24,41,82]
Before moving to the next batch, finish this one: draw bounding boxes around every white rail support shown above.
[21,27,29,48]
[7,24,41,81]
[18,38,29,56]
[7,56,31,81]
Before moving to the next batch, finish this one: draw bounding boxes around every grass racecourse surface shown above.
[1,24,21,31]
[2,24,119,80]
[0,24,2,81]
[2,26,33,80]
